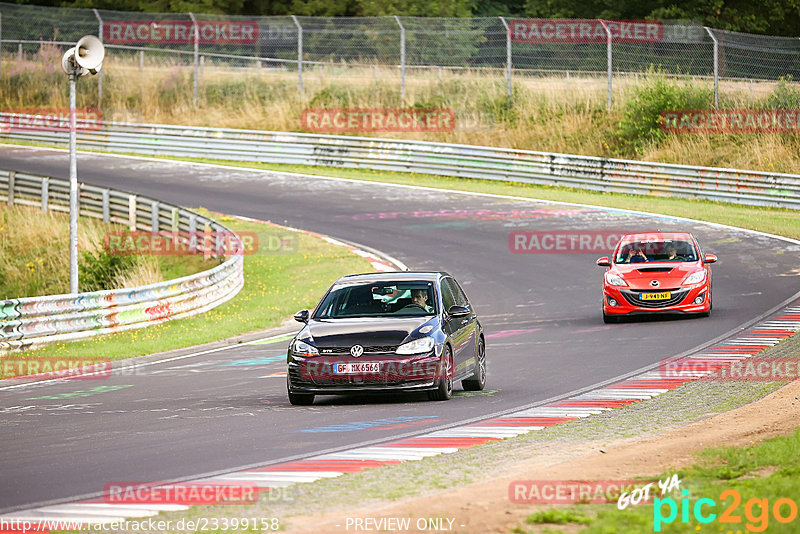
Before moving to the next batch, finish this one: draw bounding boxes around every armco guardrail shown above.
[0,169,244,352]
[1,114,799,209]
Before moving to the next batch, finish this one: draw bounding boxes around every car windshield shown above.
[614,238,698,264]
[314,281,437,319]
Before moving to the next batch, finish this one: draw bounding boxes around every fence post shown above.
[291,15,303,95]
[189,12,199,107]
[17,43,21,63]
[93,9,103,106]
[499,17,512,101]
[599,19,612,109]
[704,27,719,108]
[41,177,49,212]
[7,171,14,206]
[394,16,406,101]
[139,49,144,71]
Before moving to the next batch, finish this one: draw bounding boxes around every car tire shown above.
[428,346,454,401]
[603,311,619,324]
[287,377,315,405]
[462,339,486,391]
[288,391,315,405]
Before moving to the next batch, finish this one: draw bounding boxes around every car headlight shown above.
[604,272,628,287]
[683,271,706,285]
[292,339,319,357]
[396,337,435,355]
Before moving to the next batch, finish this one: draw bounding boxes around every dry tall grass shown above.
[0,204,163,298]
[2,46,799,173]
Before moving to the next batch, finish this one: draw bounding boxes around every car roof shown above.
[619,232,695,241]
[335,271,448,284]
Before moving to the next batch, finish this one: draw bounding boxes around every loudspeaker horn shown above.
[74,35,105,74]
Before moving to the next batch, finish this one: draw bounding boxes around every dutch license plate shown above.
[332,362,381,374]
[640,291,671,301]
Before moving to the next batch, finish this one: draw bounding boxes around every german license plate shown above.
[640,291,671,300]
[332,362,380,374]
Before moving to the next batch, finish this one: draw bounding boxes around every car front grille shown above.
[318,345,399,355]
[620,288,690,308]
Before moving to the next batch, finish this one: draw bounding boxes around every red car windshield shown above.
[615,239,698,264]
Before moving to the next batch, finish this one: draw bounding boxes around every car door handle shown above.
[461,319,468,324]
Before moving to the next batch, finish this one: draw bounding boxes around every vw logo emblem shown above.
[350,345,364,358]
[650,280,660,287]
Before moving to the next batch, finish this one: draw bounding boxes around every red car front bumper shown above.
[603,283,711,316]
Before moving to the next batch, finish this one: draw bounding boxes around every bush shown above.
[616,69,712,153]
[79,248,136,292]
[762,75,800,109]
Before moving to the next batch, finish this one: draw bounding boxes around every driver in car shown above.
[401,289,434,313]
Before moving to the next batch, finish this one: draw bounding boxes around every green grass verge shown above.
[516,427,800,533]
[23,211,374,360]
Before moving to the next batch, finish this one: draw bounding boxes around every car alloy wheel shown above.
[428,346,453,401]
[462,339,485,391]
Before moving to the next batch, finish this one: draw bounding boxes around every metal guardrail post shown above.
[102,188,110,223]
[394,16,406,101]
[7,171,14,206]
[189,13,199,107]
[128,194,137,230]
[93,9,103,106]
[499,17,512,101]
[704,27,719,108]
[41,177,49,212]
[151,200,159,232]
[599,19,612,109]
[189,214,197,252]
[291,15,303,95]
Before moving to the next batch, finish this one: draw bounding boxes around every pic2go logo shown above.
[654,489,799,532]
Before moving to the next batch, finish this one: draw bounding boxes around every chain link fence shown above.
[0,2,798,110]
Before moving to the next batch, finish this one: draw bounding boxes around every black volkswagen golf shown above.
[286,272,485,405]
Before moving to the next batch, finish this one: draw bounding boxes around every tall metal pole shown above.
[69,70,79,294]
[704,27,719,108]
[499,17,512,101]
[291,15,303,95]
[189,13,199,107]
[93,9,103,105]
[394,16,405,101]
[599,19,612,109]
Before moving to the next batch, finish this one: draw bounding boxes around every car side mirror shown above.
[703,254,717,264]
[448,305,470,318]
[596,256,611,267]
[294,309,309,323]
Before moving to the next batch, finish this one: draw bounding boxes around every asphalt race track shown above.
[1,146,799,512]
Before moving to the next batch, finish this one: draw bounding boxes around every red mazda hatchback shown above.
[596,232,716,323]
